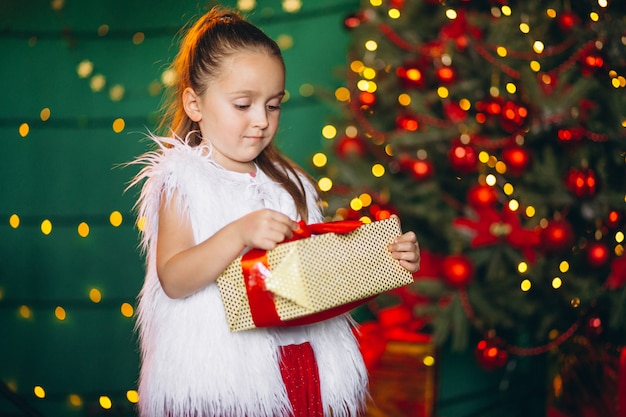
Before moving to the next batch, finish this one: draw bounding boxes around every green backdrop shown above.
[0,1,357,415]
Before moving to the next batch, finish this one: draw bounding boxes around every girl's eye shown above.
[234,104,250,110]
[267,104,281,111]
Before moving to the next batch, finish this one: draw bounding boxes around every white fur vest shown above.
[129,136,368,417]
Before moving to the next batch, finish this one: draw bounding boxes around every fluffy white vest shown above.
[129,136,368,417]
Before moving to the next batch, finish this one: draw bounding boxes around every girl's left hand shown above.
[388,220,420,273]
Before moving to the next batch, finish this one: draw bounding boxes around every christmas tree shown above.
[314,0,626,415]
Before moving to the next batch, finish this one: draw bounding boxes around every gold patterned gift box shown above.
[217,217,414,332]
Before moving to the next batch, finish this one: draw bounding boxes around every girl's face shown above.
[184,51,285,173]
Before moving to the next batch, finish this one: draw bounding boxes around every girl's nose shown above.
[252,108,269,129]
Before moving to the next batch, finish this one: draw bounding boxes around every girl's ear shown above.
[183,87,202,122]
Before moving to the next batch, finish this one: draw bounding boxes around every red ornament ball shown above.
[607,210,622,228]
[541,220,574,253]
[396,114,419,131]
[335,136,366,159]
[587,242,610,268]
[475,338,509,371]
[501,145,531,176]
[396,65,425,88]
[436,66,456,84]
[467,184,497,208]
[557,127,585,144]
[409,159,434,180]
[358,91,376,106]
[442,254,474,288]
[557,11,580,32]
[448,141,478,173]
[566,167,597,199]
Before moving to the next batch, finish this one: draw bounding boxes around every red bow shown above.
[242,220,366,328]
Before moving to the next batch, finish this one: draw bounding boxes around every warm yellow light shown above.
[109,84,125,101]
[501,5,511,15]
[357,79,370,91]
[359,193,372,207]
[437,86,449,98]
[132,32,145,45]
[478,151,490,163]
[530,61,541,72]
[126,390,139,404]
[312,153,327,168]
[506,83,517,94]
[525,206,535,217]
[90,74,106,92]
[485,174,497,186]
[590,12,599,21]
[546,9,557,18]
[275,34,293,50]
[445,9,457,19]
[364,40,378,51]
[19,123,29,137]
[519,23,530,33]
[41,219,52,235]
[496,46,507,57]
[388,8,400,19]
[398,93,411,106]
[459,98,471,110]
[552,277,562,289]
[55,306,66,321]
[282,0,302,13]
[615,231,624,243]
[112,118,125,133]
[34,386,46,399]
[495,161,507,174]
[68,394,82,407]
[359,216,372,224]
[503,183,514,195]
[318,177,333,192]
[161,68,176,87]
[110,211,123,227]
[99,396,112,410]
[371,163,385,177]
[321,125,337,139]
[350,60,364,73]
[366,81,378,93]
[89,288,102,303]
[533,41,545,54]
[559,261,570,273]
[19,305,32,319]
[423,355,435,367]
[350,198,363,211]
[237,0,256,12]
[40,108,51,121]
[78,222,90,238]
[121,303,134,318]
[137,216,147,232]
[520,279,532,291]
[9,214,20,228]
[517,262,528,273]
[370,0,382,6]
[508,199,520,211]
[77,59,93,78]
[335,87,350,102]
[362,67,376,79]
[571,297,581,308]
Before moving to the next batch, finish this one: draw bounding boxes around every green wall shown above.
[0,1,356,415]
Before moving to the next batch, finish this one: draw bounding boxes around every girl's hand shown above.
[388,217,421,273]
[237,209,297,250]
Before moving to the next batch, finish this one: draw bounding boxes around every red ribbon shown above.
[241,219,366,328]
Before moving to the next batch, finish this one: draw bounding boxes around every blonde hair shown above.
[158,6,316,220]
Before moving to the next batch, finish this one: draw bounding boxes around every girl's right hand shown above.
[237,209,297,250]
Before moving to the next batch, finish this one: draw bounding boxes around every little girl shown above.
[129,6,420,417]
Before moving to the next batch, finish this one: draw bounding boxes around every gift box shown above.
[365,341,438,417]
[217,217,414,332]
